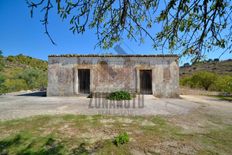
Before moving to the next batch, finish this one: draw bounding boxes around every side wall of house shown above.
[47,57,77,96]
[47,56,179,97]
[151,58,179,97]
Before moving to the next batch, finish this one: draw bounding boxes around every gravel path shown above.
[0,91,230,121]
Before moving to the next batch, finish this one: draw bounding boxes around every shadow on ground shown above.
[0,134,102,155]
[17,91,46,97]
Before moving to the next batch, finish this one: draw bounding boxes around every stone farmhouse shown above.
[47,54,179,97]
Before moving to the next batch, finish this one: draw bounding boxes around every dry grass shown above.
[0,112,231,155]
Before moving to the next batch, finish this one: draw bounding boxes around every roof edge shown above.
[48,54,178,58]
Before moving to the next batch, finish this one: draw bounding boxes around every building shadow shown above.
[17,91,46,97]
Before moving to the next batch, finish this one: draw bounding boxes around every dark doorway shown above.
[78,69,90,94]
[140,70,152,94]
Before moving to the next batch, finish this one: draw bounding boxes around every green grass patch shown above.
[0,115,231,154]
[196,125,232,154]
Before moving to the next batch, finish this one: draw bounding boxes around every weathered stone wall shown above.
[47,56,179,97]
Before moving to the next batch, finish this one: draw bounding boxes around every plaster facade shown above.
[47,55,179,97]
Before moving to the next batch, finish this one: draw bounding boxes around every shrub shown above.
[214,75,232,93]
[6,56,15,62]
[113,132,129,146]
[3,79,28,92]
[180,76,194,88]
[107,91,131,100]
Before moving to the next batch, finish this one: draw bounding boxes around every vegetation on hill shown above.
[0,52,47,94]
[180,71,232,93]
[180,59,232,94]
[180,59,232,77]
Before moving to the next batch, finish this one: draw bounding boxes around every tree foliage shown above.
[26,0,232,60]
[18,68,47,89]
[214,75,232,93]
[180,71,232,93]
[191,71,217,90]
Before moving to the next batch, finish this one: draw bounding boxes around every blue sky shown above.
[0,0,231,65]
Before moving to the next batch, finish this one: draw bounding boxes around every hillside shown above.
[179,59,232,93]
[180,59,232,78]
[0,54,48,93]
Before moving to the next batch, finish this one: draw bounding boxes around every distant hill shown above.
[180,59,232,78]
[4,54,47,71]
[0,54,47,93]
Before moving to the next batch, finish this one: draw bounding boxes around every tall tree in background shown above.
[27,0,232,61]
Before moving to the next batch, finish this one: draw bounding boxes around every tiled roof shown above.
[48,54,178,58]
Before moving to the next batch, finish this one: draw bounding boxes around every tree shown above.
[191,71,217,90]
[26,0,232,61]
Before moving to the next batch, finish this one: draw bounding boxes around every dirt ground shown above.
[0,91,231,121]
[0,91,232,154]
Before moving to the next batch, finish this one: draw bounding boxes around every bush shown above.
[3,79,28,92]
[6,56,15,62]
[214,75,232,93]
[113,132,129,146]
[180,76,194,87]
[107,91,131,100]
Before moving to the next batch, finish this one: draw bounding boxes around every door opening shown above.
[78,69,90,94]
[140,70,152,94]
